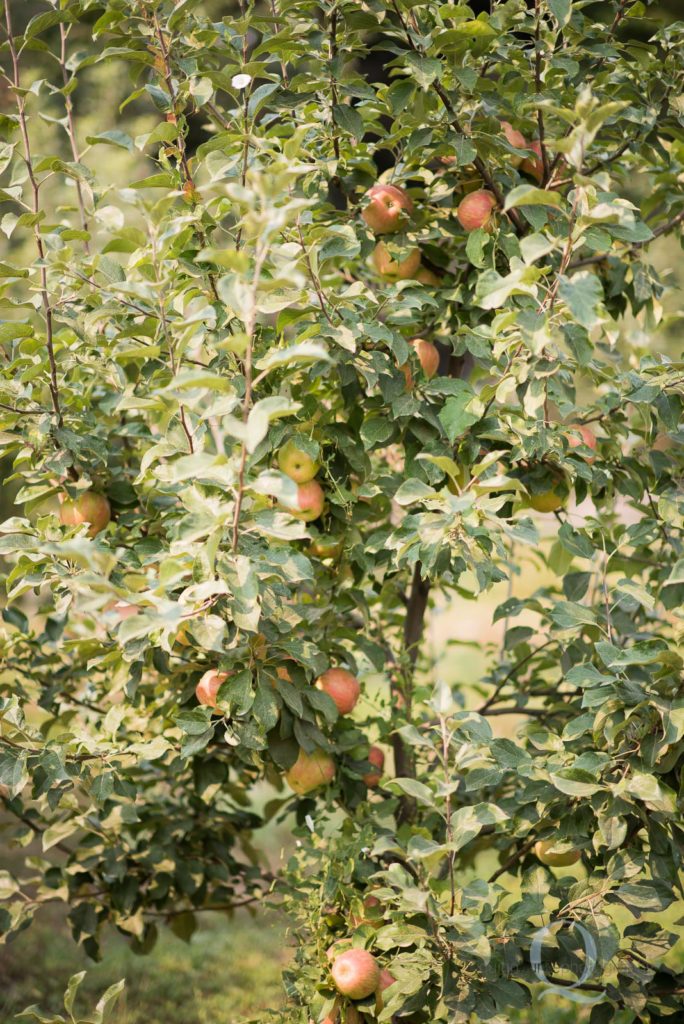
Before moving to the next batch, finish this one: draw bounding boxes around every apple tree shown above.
[0,0,683,1021]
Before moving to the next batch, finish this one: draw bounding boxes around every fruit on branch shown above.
[565,423,597,463]
[416,266,441,286]
[110,601,138,620]
[285,747,336,795]
[59,491,111,537]
[317,667,361,715]
[501,120,527,165]
[361,183,414,234]
[375,968,397,1009]
[521,140,544,183]
[372,242,421,281]
[456,189,497,232]
[280,479,326,521]
[331,948,380,1000]
[410,338,440,378]
[534,840,581,867]
[522,464,569,513]
[195,669,230,710]
[362,746,385,787]
[175,624,191,647]
[400,338,440,389]
[278,437,319,483]
[308,534,344,559]
[350,893,383,928]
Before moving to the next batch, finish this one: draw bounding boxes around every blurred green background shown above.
[1,0,683,1021]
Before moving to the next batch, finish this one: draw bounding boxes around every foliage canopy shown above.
[0,0,683,1021]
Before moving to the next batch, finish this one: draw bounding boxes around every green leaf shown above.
[551,600,597,629]
[333,104,364,141]
[438,381,480,441]
[504,186,564,211]
[557,271,604,328]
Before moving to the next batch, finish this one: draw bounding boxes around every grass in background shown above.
[0,907,290,1024]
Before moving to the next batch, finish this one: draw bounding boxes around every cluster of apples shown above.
[277,437,326,521]
[195,660,385,795]
[362,120,545,277]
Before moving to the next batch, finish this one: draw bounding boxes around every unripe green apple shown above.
[308,534,344,559]
[534,840,581,867]
[277,438,319,483]
[527,483,567,513]
[317,667,360,715]
[372,242,421,281]
[285,748,335,794]
[331,948,380,1000]
[280,479,326,521]
[59,491,111,537]
[361,183,414,235]
[456,189,497,232]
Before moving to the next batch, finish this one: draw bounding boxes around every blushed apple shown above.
[317,667,360,715]
[277,437,319,483]
[59,491,111,537]
[372,242,421,281]
[409,338,440,379]
[280,479,326,522]
[308,534,344,559]
[416,266,441,286]
[331,948,380,1000]
[361,183,414,234]
[286,747,336,794]
[501,120,527,166]
[195,669,230,711]
[521,140,544,183]
[565,423,597,463]
[456,189,497,232]
[362,746,385,787]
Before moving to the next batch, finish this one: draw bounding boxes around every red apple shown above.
[409,338,439,379]
[195,669,230,711]
[362,745,385,787]
[375,967,396,1009]
[59,491,111,537]
[372,242,421,281]
[565,423,597,463]
[111,601,138,621]
[280,479,326,522]
[278,438,319,483]
[534,839,581,867]
[361,183,414,234]
[521,140,544,183]
[286,748,335,794]
[331,949,380,1000]
[317,668,360,715]
[501,120,527,152]
[456,189,497,232]
[350,893,384,928]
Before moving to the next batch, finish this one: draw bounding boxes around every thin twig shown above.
[58,24,90,252]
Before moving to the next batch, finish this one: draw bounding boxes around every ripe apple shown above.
[280,479,326,522]
[111,601,138,621]
[59,491,111,537]
[331,949,380,1000]
[375,968,396,1010]
[362,746,385,787]
[350,893,383,928]
[565,423,597,463]
[534,840,581,867]
[456,189,497,232]
[277,438,319,483]
[521,140,544,183]
[501,120,527,152]
[409,338,440,379]
[285,747,336,795]
[372,242,421,281]
[416,266,441,286]
[317,667,360,715]
[195,669,230,711]
[361,183,414,234]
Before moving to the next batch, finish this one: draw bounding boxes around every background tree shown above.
[0,0,682,1022]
